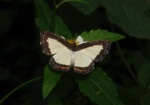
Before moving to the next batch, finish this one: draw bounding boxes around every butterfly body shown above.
[40,32,111,74]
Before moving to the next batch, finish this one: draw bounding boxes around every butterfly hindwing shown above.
[74,52,94,74]
[50,50,71,71]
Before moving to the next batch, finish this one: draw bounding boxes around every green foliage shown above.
[70,0,150,40]
[55,16,72,39]
[34,0,54,31]
[34,0,72,38]
[79,29,125,42]
[43,65,61,99]
[76,68,124,105]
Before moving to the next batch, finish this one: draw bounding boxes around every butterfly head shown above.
[67,36,87,46]
[67,39,79,46]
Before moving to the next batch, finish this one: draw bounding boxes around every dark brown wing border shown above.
[76,40,111,62]
[40,32,72,55]
[74,61,94,74]
[50,57,70,71]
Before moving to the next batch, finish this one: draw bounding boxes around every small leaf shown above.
[79,29,125,42]
[138,63,150,87]
[43,65,61,99]
[76,67,124,105]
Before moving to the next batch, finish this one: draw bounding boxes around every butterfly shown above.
[40,32,111,74]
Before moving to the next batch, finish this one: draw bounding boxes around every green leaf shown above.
[55,16,72,39]
[79,29,125,42]
[70,0,102,15]
[70,0,150,39]
[34,0,72,38]
[101,0,150,39]
[43,65,61,99]
[138,63,150,88]
[34,0,54,31]
[76,67,124,105]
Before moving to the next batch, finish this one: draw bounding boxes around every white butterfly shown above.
[40,32,111,74]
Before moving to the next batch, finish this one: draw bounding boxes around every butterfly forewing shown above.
[40,32,71,55]
[77,41,111,62]
[40,32,72,71]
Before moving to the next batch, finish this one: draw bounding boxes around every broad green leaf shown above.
[138,63,150,87]
[76,67,124,105]
[102,0,150,39]
[79,29,125,42]
[70,0,102,15]
[43,65,61,99]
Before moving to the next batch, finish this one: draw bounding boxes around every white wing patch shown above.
[47,38,68,54]
[50,50,72,71]
[80,45,103,60]
[73,51,94,74]
[52,50,72,66]
[74,51,93,67]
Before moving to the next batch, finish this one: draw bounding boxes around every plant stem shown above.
[0,77,42,104]
[116,42,140,85]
